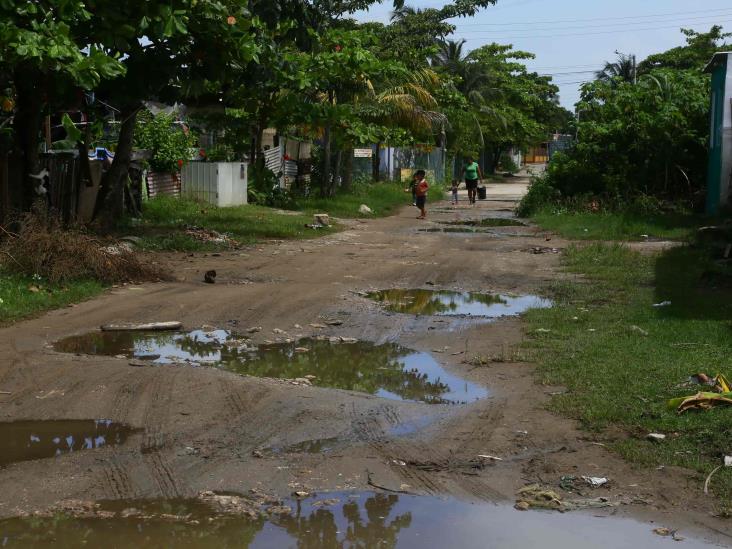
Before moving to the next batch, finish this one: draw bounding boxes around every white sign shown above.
[354,148,373,158]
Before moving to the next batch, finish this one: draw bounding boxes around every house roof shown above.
[704,51,732,73]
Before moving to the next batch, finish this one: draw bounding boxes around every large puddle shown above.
[367,289,552,317]
[54,334,487,405]
[0,420,136,466]
[0,492,716,548]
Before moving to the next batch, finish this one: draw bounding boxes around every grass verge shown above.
[123,196,335,251]
[294,182,411,218]
[0,273,103,325]
[126,183,412,252]
[522,242,732,507]
[531,208,703,241]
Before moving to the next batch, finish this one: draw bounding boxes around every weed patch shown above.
[523,242,732,504]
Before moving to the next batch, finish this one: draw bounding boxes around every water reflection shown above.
[54,333,488,405]
[0,420,137,466]
[0,492,717,548]
[368,289,552,317]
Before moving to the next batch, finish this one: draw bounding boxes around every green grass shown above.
[123,196,336,251]
[531,208,703,241]
[0,273,103,325]
[125,183,412,252]
[294,182,411,218]
[522,242,732,506]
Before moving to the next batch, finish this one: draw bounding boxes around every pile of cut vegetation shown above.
[0,210,166,284]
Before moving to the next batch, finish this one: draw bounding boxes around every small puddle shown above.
[0,492,716,548]
[368,289,552,317]
[0,420,137,466]
[54,329,232,364]
[54,334,487,405]
[439,218,526,227]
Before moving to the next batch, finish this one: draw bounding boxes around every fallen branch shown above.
[365,470,418,495]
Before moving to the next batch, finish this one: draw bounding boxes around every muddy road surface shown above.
[0,181,729,547]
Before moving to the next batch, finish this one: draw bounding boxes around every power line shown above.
[454,6,732,27]
[455,12,732,34]
[456,19,732,40]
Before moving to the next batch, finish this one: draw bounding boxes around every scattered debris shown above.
[477,454,503,461]
[515,485,563,511]
[704,455,732,495]
[528,246,560,254]
[313,213,331,227]
[292,490,311,499]
[294,347,309,353]
[340,337,358,343]
[629,325,649,336]
[309,323,327,329]
[101,321,182,332]
[582,476,609,488]
[646,433,666,442]
[247,326,262,334]
[185,226,236,246]
[652,300,672,308]
[0,391,11,395]
[273,328,285,334]
[359,204,373,215]
[204,270,217,284]
[324,319,343,326]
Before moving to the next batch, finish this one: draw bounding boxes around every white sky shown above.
[355,0,732,108]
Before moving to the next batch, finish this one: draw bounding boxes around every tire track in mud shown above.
[350,402,504,499]
[101,457,139,499]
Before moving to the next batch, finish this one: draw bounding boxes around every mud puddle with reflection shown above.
[368,289,552,317]
[439,218,526,227]
[0,491,717,548]
[54,334,487,405]
[0,420,137,466]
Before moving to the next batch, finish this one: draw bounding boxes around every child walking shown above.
[451,180,459,205]
[414,170,429,219]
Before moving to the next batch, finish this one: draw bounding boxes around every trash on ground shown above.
[204,270,216,284]
[324,319,343,326]
[313,213,330,227]
[652,300,672,307]
[629,325,649,336]
[100,321,182,332]
[515,485,563,511]
[477,454,503,461]
[359,204,373,215]
[646,433,666,442]
[185,226,236,246]
[582,476,609,488]
[703,455,732,494]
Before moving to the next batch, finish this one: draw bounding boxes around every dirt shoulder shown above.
[0,181,729,542]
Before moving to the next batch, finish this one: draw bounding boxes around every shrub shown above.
[134,111,197,173]
[516,175,561,216]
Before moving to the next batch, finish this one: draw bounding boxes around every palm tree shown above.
[596,52,637,84]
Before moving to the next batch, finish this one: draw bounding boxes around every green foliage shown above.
[134,111,197,173]
[0,273,102,325]
[528,27,731,213]
[294,181,407,218]
[516,175,561,216]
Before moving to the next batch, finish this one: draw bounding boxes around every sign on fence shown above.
[354,148,373,158]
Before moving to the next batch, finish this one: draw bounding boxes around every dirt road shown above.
[0,181,729,543]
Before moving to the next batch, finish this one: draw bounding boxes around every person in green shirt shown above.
[461,156,484,205]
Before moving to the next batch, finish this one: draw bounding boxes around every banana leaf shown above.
[668,391,732,413]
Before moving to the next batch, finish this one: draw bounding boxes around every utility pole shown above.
[633,54,637,84]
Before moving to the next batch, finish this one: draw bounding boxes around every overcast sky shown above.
[355,0,732,109]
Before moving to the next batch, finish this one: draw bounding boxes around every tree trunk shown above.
[94,104,139,227]
[372,142,381,182]
[12,70,44,211]
[320,121,332,197]
[342,147,353,192]
[331,148,342,196]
